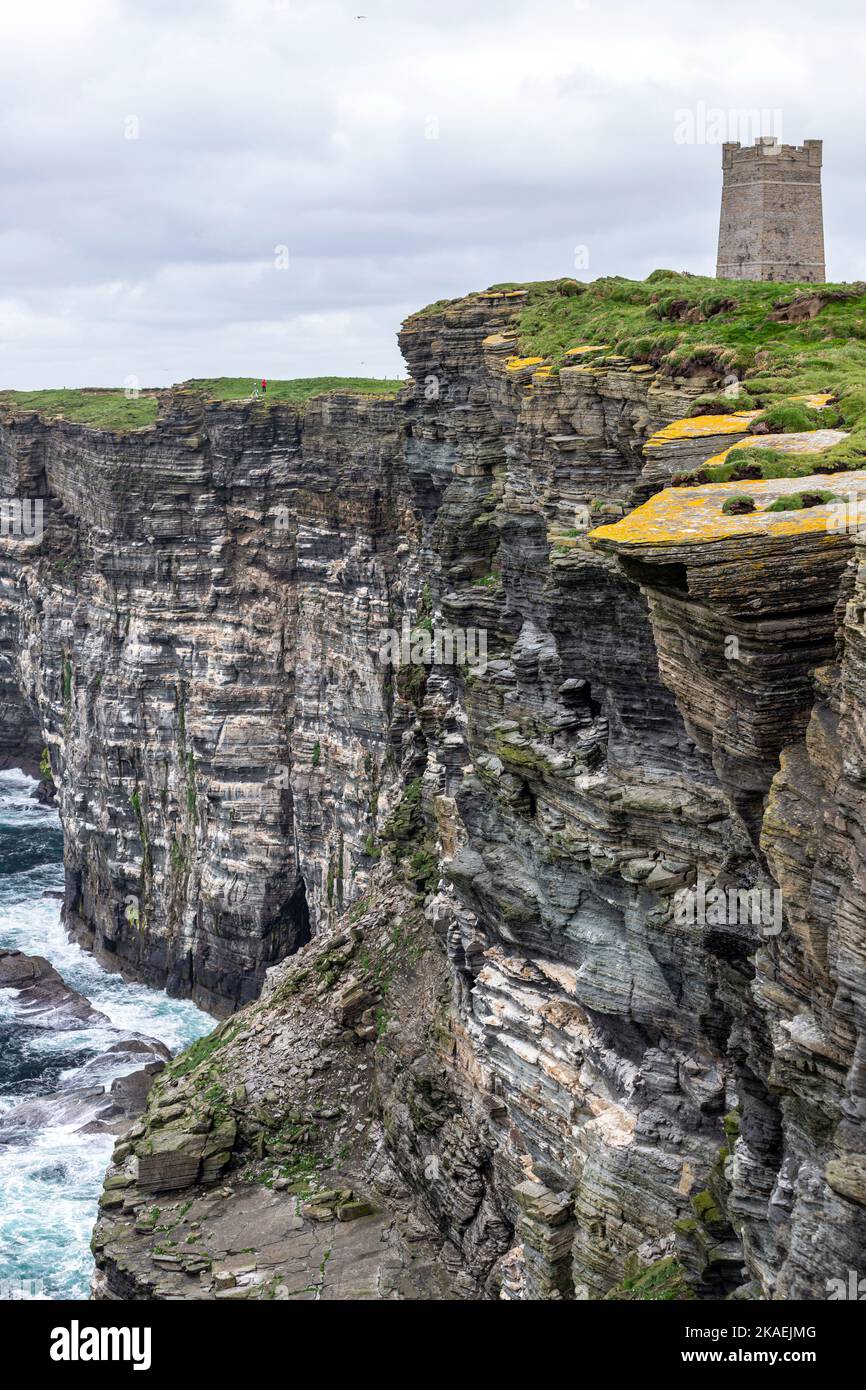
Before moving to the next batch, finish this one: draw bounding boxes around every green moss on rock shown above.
[604,1254,696,1301]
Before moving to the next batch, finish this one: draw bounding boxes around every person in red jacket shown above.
[261,378,267,394]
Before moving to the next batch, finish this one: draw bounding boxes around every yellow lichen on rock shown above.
[703,428,850,470]
[645,412,760,449]
[505,356,544,372]
[589,470,866,549]
[789,392,835,408]
[564,344,611,358]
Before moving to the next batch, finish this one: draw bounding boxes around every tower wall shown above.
[716,137,825,282]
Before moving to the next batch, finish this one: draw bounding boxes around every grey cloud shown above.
[0,0,863,387]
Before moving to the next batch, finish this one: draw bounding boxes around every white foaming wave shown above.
[21,1026,112,1060]
[0,894,210,1054]
[0,769,59,827]
[0,768,38,793]
[0,1119,115,1299]
[0,766,215,1298]
[0,861,64,917]
[91,978,212,1053]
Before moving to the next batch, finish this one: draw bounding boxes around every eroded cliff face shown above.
[1,286,864,1300]
[0,391,416,1011]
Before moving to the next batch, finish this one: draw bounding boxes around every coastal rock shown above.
[2,283,865,1299]
[0,948,107,1028]
[0,949,169,1134]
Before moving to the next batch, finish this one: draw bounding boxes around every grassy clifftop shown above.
[410,271,866,478]
[182,376,404,404]
[413,270,866,389]
[6,273,866,470]
[508,271,866,383]
[0,388,159,431]
[0,376,405,433]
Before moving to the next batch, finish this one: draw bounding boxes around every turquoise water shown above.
[0,769,212,1300]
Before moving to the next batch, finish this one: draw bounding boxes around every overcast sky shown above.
[1,0,863,389]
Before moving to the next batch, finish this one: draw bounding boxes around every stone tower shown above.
[716,137,825,282]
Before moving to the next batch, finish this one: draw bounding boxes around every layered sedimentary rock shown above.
[2,284,865,1299]
[0,391,415,1011]
[591,475,866,1296]
[590,473,866,812]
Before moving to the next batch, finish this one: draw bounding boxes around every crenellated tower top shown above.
[716,137,825,282]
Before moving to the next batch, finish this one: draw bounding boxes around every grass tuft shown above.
[764,489,840,513]
[721,495,756,515]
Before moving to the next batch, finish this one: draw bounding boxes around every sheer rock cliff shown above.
[1,285,863,1300]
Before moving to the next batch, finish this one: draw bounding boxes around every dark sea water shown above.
[0,769,211,1300]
